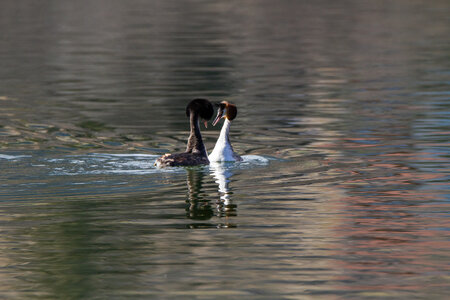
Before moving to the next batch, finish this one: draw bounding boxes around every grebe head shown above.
[212,101,237,126]
[186,98,214,127]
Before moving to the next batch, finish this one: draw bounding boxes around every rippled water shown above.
[1,1,449,299]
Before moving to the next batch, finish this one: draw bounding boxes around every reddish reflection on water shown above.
[325,146,449,296]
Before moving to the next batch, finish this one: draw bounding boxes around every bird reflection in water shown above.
[209,162,237,218]
[185,168,214,222]
[185,163,237,228]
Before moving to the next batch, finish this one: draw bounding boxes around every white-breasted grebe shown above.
[208,101,242,162]
[155,98,214,167]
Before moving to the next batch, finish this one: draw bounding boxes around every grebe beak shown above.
[212,107,225,126]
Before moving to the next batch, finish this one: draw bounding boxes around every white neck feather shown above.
[218,118,231,142]
[209,119,237,162]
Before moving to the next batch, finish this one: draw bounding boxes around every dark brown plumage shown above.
[156,152,210,167]
[155,99,213,167]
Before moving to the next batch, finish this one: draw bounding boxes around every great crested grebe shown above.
[155,98,214,167]
[208,101,242,162]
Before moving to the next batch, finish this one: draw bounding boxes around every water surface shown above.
[0,1,449,299]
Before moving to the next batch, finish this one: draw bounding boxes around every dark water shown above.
[1,1,449,298]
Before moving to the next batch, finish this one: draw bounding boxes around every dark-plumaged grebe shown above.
[155,99,214,167]
[208,101,242,162]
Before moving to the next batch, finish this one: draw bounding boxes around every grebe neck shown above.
[209,118,240,162]
[186,112,207,156]
[217,118,232,145]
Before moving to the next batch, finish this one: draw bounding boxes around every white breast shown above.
[209,119,239,162]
